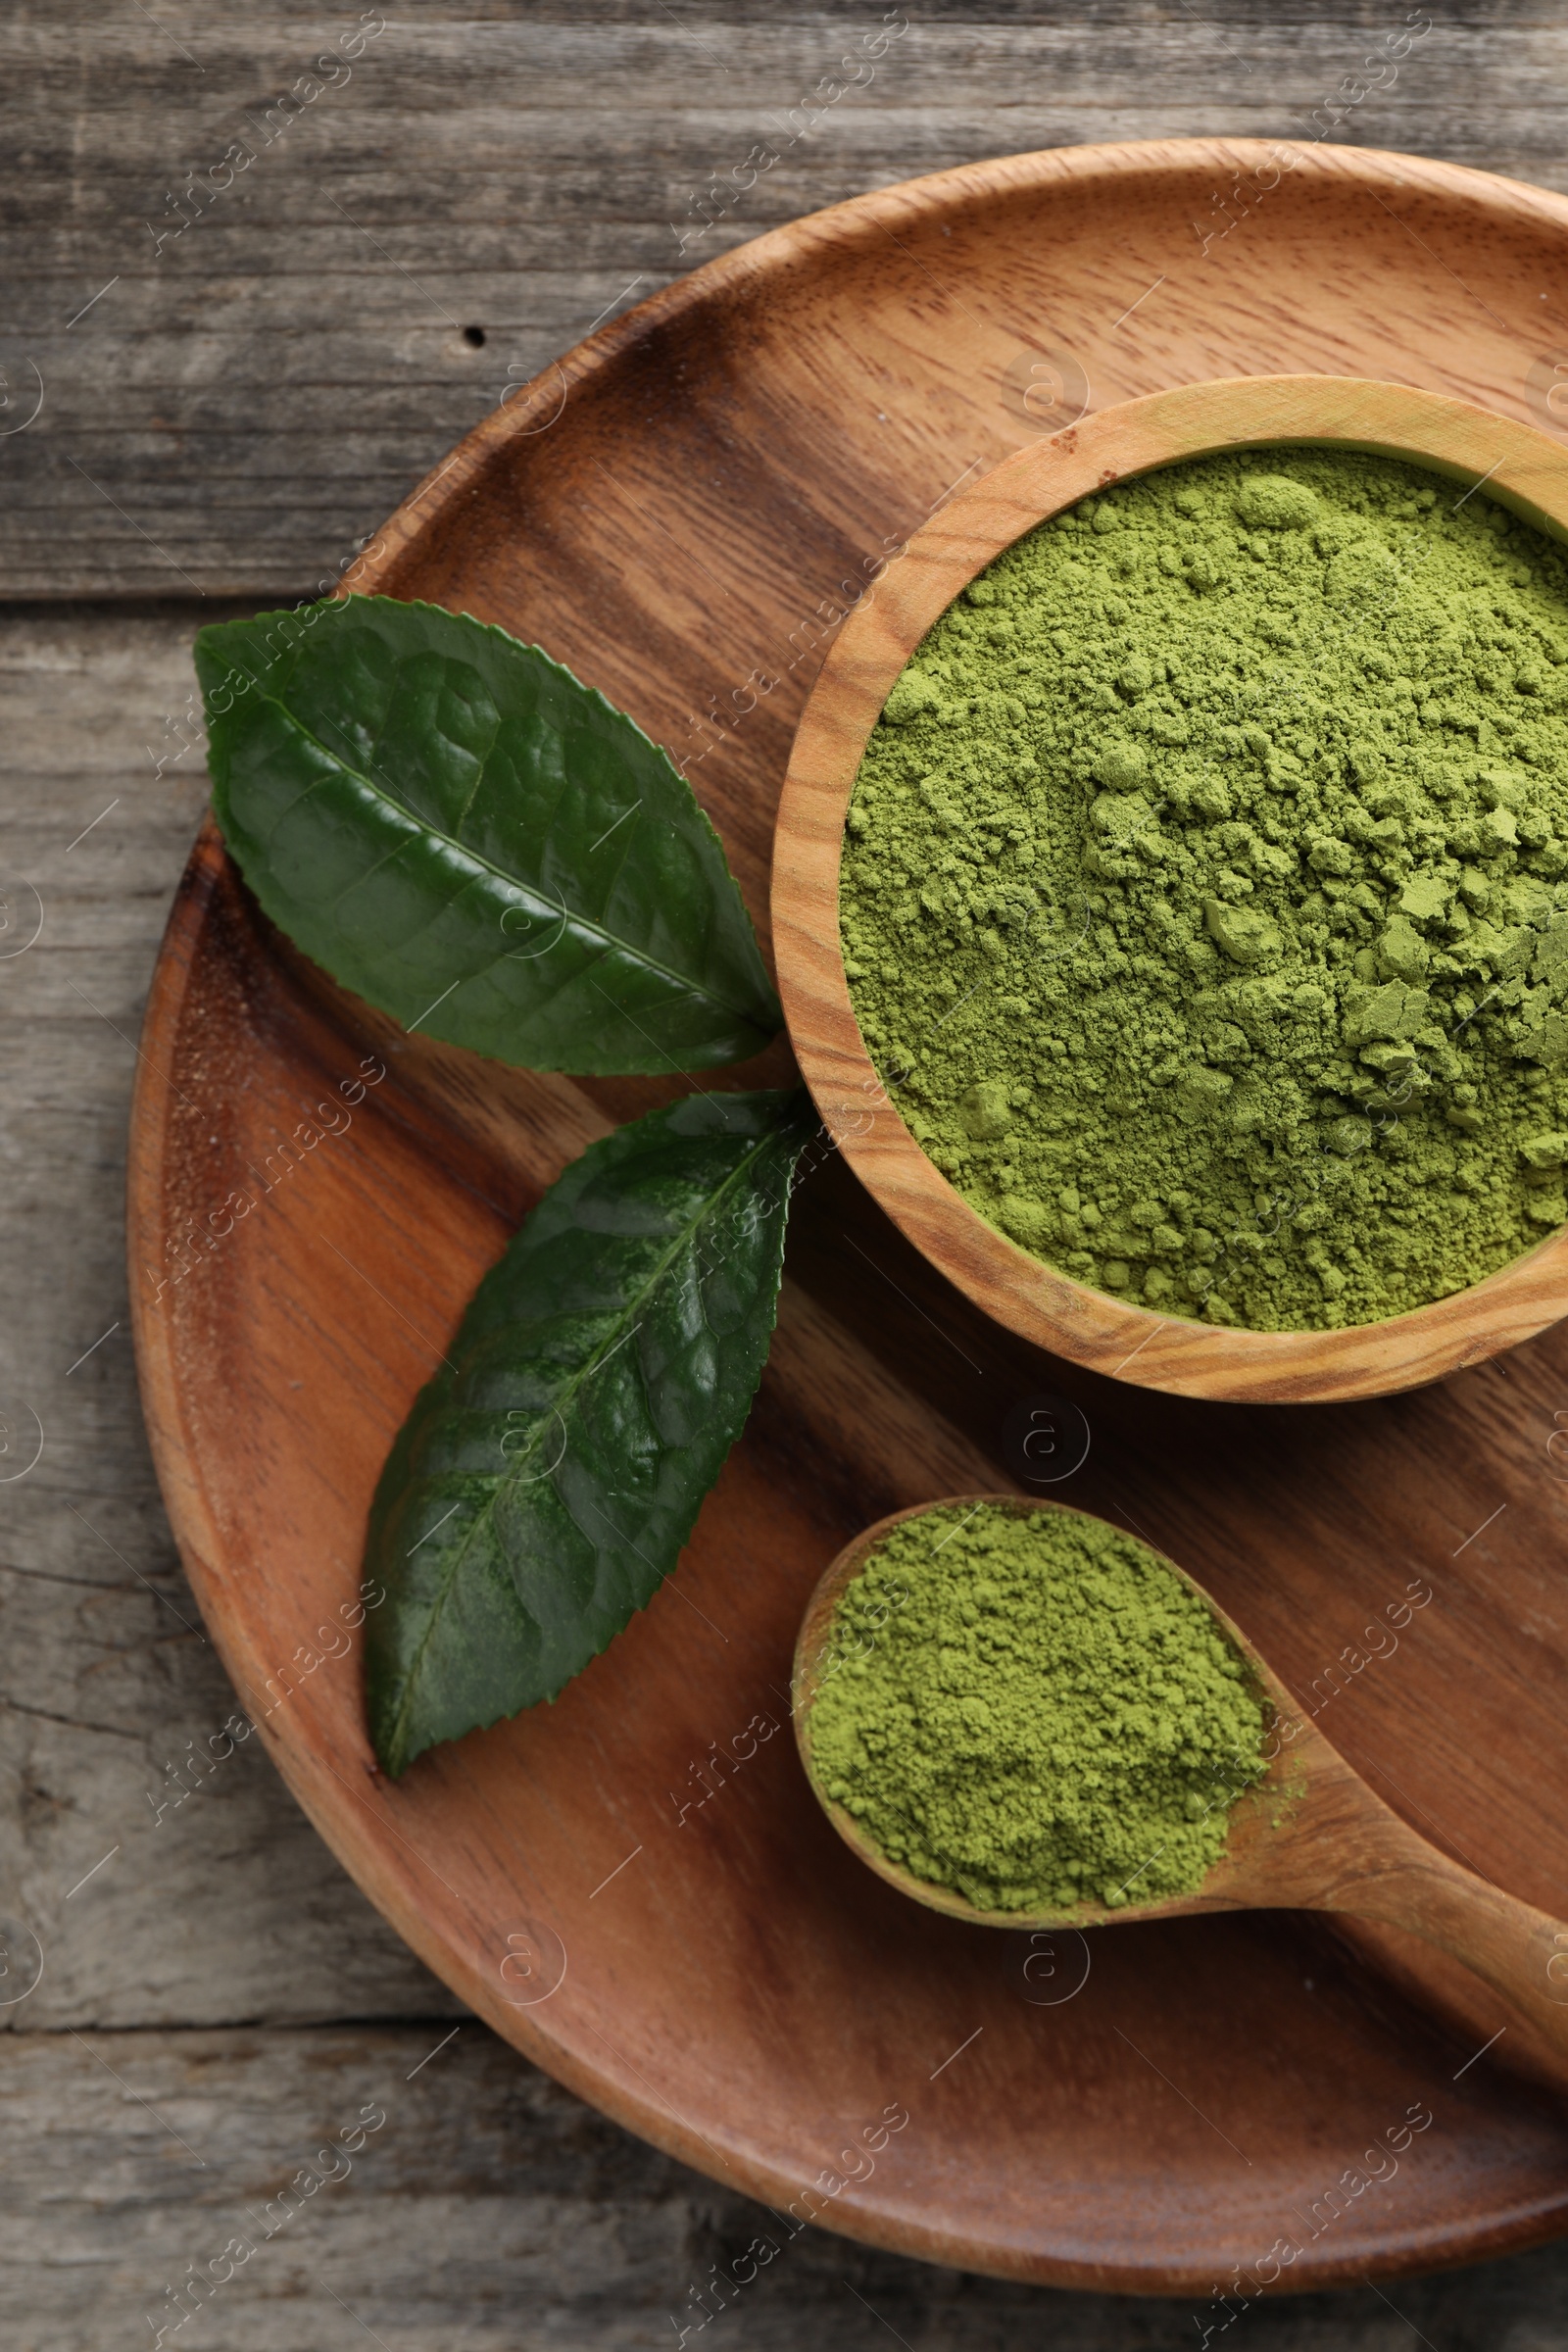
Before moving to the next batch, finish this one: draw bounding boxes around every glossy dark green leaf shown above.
[194,595,780,1073]
[365,1088,816,1777]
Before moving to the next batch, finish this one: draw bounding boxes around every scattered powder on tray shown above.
[808,1502,1266,1915]
[840,449,1568,1330]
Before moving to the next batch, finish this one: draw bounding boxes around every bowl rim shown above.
[771,372,1568,1403]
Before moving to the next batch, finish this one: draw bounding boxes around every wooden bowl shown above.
[772,374,1568,1404]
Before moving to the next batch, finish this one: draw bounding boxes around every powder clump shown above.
[1235,472,1320,530]
[807,1503,1267,1915]
[840,448,1568,1330]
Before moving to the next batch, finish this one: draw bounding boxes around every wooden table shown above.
[6,6,1568,2343]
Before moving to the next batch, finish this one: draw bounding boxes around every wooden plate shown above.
[130,141,1568,2294]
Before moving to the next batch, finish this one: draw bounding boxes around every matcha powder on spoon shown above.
[808,1502,1267,1915]
[841,448,1568,1330]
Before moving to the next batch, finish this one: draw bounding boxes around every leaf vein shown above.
[381,1121,791,1769]
[254,688,765,1028]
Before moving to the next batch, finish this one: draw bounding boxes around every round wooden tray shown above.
[130,140,1568,2294]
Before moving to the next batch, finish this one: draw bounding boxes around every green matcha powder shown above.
[842,449,1568,1329]
[808,1503,1266,1913]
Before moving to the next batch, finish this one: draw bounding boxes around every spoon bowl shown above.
[795,1495,1568,2064]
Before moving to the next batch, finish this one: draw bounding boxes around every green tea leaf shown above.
[194,596,780,1073]
[365,1088,815,1776]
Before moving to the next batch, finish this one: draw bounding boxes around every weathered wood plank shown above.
[6,4,1568,594]
[0,608,461,2031]
[3,2022,1566,2352]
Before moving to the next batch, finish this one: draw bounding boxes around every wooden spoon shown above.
[794,1494,1568,2065]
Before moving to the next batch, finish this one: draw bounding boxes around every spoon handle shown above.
[1278,1740,1568,2065]
[1326,1845,1568,2063]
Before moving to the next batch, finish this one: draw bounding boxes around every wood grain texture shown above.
[10,2028,1568,2352]
[0,607,465,2035]
[11,2,1568,598]
[775,374,1568,1401]
[16,3,1568,2337]
[125,142,1568,2300]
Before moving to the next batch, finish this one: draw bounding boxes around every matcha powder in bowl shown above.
[805,1501,1267,1917]
[839,448,1568,1331]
